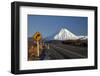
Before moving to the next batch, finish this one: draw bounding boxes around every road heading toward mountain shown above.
[28,27,87,60]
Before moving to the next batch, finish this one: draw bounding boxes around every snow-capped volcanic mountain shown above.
[54,28,78,40]
[45,28,87,41]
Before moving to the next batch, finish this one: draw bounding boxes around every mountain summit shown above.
[54,28,78,40]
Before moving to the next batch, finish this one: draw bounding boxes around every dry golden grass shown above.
[28,40,46,60]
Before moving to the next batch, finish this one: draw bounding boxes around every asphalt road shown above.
[42,43,87,60]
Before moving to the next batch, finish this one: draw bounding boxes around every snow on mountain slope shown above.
[54,28,78,40]
[78,36,87,40]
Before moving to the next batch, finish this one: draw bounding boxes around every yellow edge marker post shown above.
[37,41,39,57]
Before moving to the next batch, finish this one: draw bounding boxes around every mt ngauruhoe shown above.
[46,28,87,40]
[54,28,78,40]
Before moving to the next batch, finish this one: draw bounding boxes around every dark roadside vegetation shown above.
[45,39,88,47]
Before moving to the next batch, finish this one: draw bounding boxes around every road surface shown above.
[41,43,87,60]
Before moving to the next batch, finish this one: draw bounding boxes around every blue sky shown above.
[28,15,87,38]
